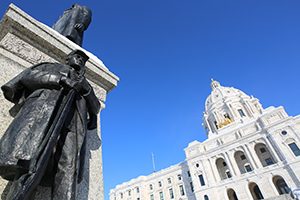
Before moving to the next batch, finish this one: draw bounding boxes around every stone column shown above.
[208,158,219,183]
[243,144,259,170]
[224,152,237,176]
[0,4,119,200]
[228,150,241,176]
[245,143,263,168]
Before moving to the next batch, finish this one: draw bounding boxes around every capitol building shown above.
[110,80,300,200]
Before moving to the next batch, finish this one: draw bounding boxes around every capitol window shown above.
[150,194,154,200]
[225,170,232,178]
[159,191,164,200]
[149,184,153,190]
[265,157,274,166]
[179,185,185,196]
[240,155,246,160]
[190,182,194,192]
[169,188,174,199]
[281,130,288,135]
[244,164,252,172]
[177,174,182,180]
[158,181,162,187]
[199,174,205,186]
[167,177,172,184]
[238,109,246,117]
[187,171,191,177]
[288,142,300,156]
[260,148,266,153]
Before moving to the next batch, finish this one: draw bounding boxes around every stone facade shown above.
[110,80,299,200]
[0,4,119,200]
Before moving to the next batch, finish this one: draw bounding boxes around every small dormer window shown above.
[238,109,246,117]
[214,121,218,129]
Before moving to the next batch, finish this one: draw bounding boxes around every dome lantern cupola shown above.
[210,79,221,90]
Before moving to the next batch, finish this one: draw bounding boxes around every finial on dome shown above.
[210,79,221,90]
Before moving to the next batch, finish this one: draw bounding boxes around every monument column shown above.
[0,4,119,200]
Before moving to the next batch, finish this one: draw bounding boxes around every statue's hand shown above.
[73,77,91,96]
[60,76,77,90]
[74,23,84,31]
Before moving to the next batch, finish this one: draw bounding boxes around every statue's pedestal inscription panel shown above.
[0,4,118,200]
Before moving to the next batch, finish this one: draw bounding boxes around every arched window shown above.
[216,158,231,180]
[249,182,264,200]
[204,195,209,200]
[234,151,253,174]
[254,143,276,167]
[273,176,290,195]
[227,188,238,200]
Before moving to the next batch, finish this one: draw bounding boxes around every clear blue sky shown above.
[1,1,300,199]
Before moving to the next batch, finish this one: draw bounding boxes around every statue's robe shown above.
[52,4,92,46]
[0,62,100,200]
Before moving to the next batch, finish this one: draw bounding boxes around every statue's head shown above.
[66,49,89,71]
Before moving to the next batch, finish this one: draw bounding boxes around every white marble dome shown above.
[205,80,250,111]
[203,80,263,137]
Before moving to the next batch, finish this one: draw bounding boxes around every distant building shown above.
[110,80,300,200]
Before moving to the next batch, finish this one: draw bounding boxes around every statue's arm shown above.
[85,88,100,130]
[77,78,100,130]
[1,68,30,103]
[20,69,64,91]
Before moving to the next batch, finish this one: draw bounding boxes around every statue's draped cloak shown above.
[0,62,98,198]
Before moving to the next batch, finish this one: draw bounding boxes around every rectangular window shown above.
[244,164,252,172]
[137,198,140,200]
[238,109,246,117]
[260,148,266,153]
[159,192,164,200]
[177,174,182,181]
[128,190,131,196]
[150,184,153,190]
[289,143,300,156]
[179,185,185,196]
[169,188,174,199]
[198,174,205,186]
[136,187,139,193]
[265,157,274,166]
[120,193,123,199]
[187,171,191,177]
[150,194,154,200]
[158,181,162,187]
[190,182,194,192]
[226,170,232,178]
[167,178,172,184]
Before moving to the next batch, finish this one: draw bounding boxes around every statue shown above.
[0,49,100,200]
[52,4,92,46]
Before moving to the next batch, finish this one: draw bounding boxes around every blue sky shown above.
[1,1,300,199]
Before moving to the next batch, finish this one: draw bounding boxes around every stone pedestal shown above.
[0,4,119,200]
